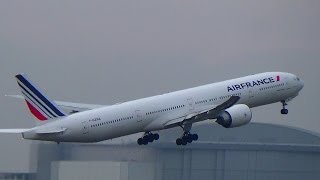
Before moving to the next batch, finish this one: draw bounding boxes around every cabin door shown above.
[81,121,89,134]
[135,110,143,123]
[186,98,194,112]
[248,89,255,99]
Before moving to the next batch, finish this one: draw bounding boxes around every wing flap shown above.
[210,96,240,113]
[192,96,240,121]
[163,116,187,129]
[164,96,240,127]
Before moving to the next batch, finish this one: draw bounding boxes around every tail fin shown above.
[15,74,66,121]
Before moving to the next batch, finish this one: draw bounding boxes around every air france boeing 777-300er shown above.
[0,72,303,146]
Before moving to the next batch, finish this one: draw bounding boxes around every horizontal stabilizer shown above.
[6,95,105,113]
[54,101,105,112]
[35,127,67,134]
[0,129,29,133]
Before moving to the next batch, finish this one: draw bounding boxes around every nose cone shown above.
[298,79,304,91]
[294,74,304,91]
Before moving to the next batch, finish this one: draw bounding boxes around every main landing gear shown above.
[281,101,288,115]
[176,123,198,146]
[137,132,159,145]
[176,132,198,146]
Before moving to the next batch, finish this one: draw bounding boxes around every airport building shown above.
[1,122,320,180]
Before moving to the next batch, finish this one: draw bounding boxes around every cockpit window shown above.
[297,77,300,81]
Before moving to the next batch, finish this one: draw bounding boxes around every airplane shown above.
[0,72,303,146]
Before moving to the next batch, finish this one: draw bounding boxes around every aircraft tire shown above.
[192,134,199,141]
[143,140,148,145]
[148,136,154,142]
[153,133,160,140]
[186,135,193,143]
[137,138,143,145]
[281,109,288,114]
[176,138,182,145]
[181,139,187,146]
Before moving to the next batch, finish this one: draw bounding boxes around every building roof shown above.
[102,122,320,146]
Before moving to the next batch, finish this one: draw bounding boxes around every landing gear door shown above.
[81,121,89,134]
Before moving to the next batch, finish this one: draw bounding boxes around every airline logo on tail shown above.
[15,74,66,121]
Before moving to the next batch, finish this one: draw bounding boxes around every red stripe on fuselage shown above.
[277,76,280,81]
[25,100,47,121]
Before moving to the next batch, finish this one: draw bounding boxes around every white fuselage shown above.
[22,72,304,142]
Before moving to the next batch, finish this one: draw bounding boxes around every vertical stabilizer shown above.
[15,74,66,121]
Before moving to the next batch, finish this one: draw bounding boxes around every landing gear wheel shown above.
[176,123,199,146]
[148,138,154,143]
[176,132,199,146]
[181,139,187,146]
[143,140,148,145]
[153,133,159,140]
[281,109,288,115]
[185,134,192,143]
[181,135,190,143]
[137,132,160,145]
[137,138,143,145]
[187,137,193,143]
[176,138,182,145]
[144,135,153,143]
[192,134,198,141]
[281,101,289,115]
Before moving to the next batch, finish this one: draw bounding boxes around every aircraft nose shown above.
[299,79,304,90]
[297,77,304,91]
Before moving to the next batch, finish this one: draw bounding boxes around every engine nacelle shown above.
[216,104,252,128]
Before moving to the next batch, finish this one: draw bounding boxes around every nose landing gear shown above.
[281,101,288,115]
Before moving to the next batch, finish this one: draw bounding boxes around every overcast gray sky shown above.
[1,0,320,173]
[0,0,319,134]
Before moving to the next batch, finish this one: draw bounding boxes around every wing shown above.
[164,96,240,128]
[6,95,106,114]
[0,129,29,133]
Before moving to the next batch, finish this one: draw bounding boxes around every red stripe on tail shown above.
[25,100,47,121]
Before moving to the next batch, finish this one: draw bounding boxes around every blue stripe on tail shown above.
[15,74,66,117]
[18,82,55,118]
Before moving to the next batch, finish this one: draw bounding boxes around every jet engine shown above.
[216,104,252,128]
